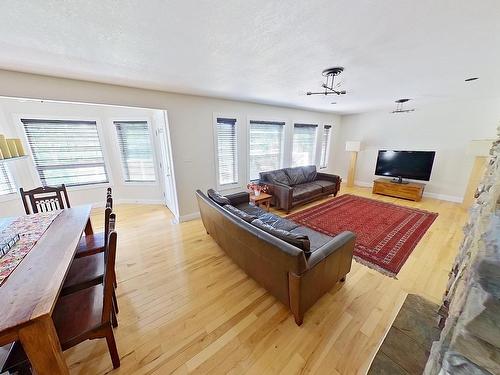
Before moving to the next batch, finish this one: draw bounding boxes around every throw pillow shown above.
[223,205,257,223]
[251,219,311,253]
[207,189,230,206]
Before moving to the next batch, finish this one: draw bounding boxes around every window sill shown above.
[122,181,159,186]
[66,183,111,192]
[216,183,244,193]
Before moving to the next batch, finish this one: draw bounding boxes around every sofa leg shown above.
[340,276,346,282]
[288,272,303,326]
[294,313,303,326]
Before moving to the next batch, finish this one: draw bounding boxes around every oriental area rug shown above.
[287,194,438,278]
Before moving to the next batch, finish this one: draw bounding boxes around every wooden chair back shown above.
[102,213,117,325]
[106,187,112,206]
[102,197,113,249]
[20,184,71,214]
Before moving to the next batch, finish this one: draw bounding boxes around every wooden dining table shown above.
[0,204,93,375]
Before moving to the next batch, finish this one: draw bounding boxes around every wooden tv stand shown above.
[372,178,425,202]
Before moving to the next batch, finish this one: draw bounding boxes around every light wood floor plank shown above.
[65,185,466,374]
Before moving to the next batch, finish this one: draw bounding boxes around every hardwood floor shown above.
[65,186,467,375]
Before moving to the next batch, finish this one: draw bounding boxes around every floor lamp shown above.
[346,141,362,187]
[462,139,493,209]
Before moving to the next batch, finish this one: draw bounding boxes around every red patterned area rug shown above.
[287,194,438,278]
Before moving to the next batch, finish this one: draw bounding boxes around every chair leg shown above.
[111,307,118,328]
[112,289,119,314]
[105,326,120,369]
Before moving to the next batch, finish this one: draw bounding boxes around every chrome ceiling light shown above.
[307,67,347,96]
[392,98,415,113]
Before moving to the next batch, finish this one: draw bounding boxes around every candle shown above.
[0,135,11,158]
[6,139,19,157]
[13,139,25,156]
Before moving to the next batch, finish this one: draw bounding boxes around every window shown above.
[249,120,285,180]
[114,121,156,182]
[320,125,332,168]
[215,117,238,186]
[21,119,108,187]
[292,123,317,167]
[0,164,15,196]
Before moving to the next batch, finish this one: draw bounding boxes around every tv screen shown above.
[375,150,436,181]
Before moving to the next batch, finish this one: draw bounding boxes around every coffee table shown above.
[250,192,272,212]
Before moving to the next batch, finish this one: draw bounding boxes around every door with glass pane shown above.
[155,111,178,219]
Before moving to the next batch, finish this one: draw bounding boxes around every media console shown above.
[372,178,425,202]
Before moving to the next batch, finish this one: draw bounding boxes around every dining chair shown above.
[61,212,119,324]
[75,195,113,259]
[2,221,121,372]
[20,185,71,214]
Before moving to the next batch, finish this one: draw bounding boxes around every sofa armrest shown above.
[306,231,355,269]
[316,172,342,194]
[265,182,293,211]
[226,191,250,206]
[316,172,341,183]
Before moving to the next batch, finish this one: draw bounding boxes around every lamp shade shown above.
[467,139,493,157]
[345,141,362,152]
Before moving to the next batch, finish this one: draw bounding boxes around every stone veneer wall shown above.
[424,132,500,374]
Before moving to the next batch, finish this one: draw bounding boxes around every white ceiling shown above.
[0,0,499,114]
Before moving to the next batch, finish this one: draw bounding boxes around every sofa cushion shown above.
[284,166,317,185]
[292,182,323,202]
[207,189,230,205]
[236,203,268,217]
[260,169,291,186]
[251,219,310,252]
[313,180,337,193]
[284,167,308,185]
[290,226,333,252]
[302,165,317,182]
[223,205,258,223]
[257,212,300,232]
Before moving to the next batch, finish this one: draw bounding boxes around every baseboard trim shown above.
[179,212,201,222]
[92,198,165,207]
[422,192,463,203]
[353,180,463,203]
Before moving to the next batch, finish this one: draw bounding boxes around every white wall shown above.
[0,70,340,220]
[333,98,500,202]
[0,98,165,216]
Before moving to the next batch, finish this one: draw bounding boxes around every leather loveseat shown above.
[196,189,355,325]
[259,165,341,212]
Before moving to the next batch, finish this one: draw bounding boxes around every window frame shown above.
[291,122,318,168]
[320,124,332,169]
[17,114,114,190]
[112,118,158,185]
[213,113,241,191]
[247,117,287,182]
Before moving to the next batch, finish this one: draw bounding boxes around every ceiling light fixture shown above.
[392,98,415,113]
[307,67,347,96]
[465,77,479,82]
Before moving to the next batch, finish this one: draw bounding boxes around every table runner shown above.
[0,211,61,285]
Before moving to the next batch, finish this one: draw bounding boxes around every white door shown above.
[156,110,179,219]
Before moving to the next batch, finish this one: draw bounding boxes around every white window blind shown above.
[0,164,15,196]
[21,119,108,187]
[320,125,332,168]
[114,121,156,182]
[249,120,285,180]
[292,123,318,167]
[215,117,238,186]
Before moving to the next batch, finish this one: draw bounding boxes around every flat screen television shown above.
[375,150,435,183]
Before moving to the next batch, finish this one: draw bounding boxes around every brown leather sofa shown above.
[196,189,355,325]
[259,165,341,212]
